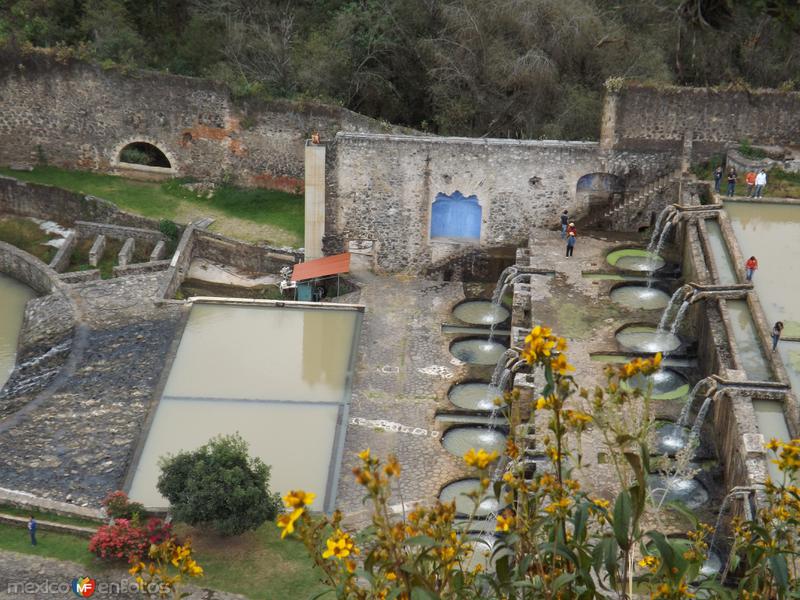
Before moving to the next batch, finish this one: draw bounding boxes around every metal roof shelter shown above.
[289,252,351,301]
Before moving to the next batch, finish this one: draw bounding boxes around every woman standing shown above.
[566,232,576,257]
[727,168,737,197]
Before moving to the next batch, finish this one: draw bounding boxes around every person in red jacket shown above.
[745,256,758,281]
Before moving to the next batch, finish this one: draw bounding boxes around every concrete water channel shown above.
[0,273,34,389]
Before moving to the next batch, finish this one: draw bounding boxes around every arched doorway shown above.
[430,191,482,241]
[118,142,172,168]
[576,172,624,213]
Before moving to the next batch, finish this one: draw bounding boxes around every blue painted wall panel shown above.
[430,191,481,240]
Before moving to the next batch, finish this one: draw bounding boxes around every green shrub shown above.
[157,434,281,536]
[119,146,153,165]
[738,139,768,160]
[158,219,180,241]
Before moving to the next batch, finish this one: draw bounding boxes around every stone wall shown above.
[0,241,63,295]
[0,49,406,192]
[0,176,163,230]
[326,133,604,272]
[605,83,800,162]
[75,221,165,244]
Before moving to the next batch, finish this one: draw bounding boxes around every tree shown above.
[157,433,281,536]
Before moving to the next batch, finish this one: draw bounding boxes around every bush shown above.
[88,519,149,562]
[157,433,281,536]
[158,219,180,242]
[102,490,145,520]
[119,146,153,165]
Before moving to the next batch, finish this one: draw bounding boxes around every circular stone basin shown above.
[625,369,690,400]
[448,382,500,411]
[616,325,680,354]
[440,479,500,517]
[700,550,722,577]
[652,422,690,455]
[453,300,510,325]
[442,426,507,458]
[610,285,670,311]
[647,475,709,510]
[450,338,507,365]
[607,248,666,272]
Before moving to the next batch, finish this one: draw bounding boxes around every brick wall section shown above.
[0,50,408,192]
[607,84,800,161]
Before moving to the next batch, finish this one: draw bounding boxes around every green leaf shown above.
[552,572,576,591]
[405,535,436,547]
[410,587,439,600]
[572,502,588,543]
[613,491,632,550]
[496,553,511,583]
[769,554,790,589]
[545,364,554,388]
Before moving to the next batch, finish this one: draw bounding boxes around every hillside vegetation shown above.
[1,1,799,140]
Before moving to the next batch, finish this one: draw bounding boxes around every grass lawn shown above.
[175,522,326,600]
[0,517,325,599]
[0,504,100,529]
[0,215,58,263]
[0,167,304,246]
[692,162,800,199]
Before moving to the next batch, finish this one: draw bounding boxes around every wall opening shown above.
[119,142,172,168]
[575,172,624,214]
[430,191,481,241]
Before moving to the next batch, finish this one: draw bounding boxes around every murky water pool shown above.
[452,300,509,325]
[439,479,500,517]
[606,248,665,272]
[128,302,361,510]
[450,338,507,365]
[0,273,34,390]
[610,285,670,310]
[727,300,773,381]
[616,325,681,353]
[753,400,792,482]
[704,219,738,285]
[441,426,507,457]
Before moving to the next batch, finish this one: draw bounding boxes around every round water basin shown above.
[439,479,500,517]
[700,550,722,577]
[647,474,708,510]
[448,382,500,411]
[625,369,690,400]
[453,300,510,326]
[652,422,690,455]
[450,338,507,365]
[610,285,670,311]
[607,248,665,272]
[442,426,507,458]
[616,325,680,354]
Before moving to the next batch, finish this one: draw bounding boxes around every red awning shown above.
[292,253,351,282]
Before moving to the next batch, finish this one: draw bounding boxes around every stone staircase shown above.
[600,169,683,231]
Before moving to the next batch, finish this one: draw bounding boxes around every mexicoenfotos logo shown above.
[71,576,96,598]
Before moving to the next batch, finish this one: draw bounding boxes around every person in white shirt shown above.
[754,169,767,198]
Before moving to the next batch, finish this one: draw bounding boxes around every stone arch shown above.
[575,172,624,211]
[430,191,482,241]
[110,137,178,174]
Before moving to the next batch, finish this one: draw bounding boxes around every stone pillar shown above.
[304,141,326,261]
[599,91,619,153]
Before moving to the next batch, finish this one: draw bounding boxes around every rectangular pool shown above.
[128,301,362,511]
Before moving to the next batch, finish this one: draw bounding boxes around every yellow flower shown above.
[591,498,610,510]
[383,455,401,477]
[322,529,358,560]
[536,396,548,410]
[283,490,316,509]
[638,555,659,569]
[522,325,558,364]
[496,510,515,532]
[277,508,304,539]
[358,448,371,462]
[385,571,397,581]
[550,353,574,375]
[463,448,499,469]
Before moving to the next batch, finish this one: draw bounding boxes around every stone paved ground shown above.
[523,228,723,526]
[0,272,183,506]
[336,265,475,517]
[0,550,245,600]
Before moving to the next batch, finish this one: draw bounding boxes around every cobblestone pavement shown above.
[336,268,475,517]
[0,550,245,600]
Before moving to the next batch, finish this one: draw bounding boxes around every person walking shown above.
[727,168,737,197]
[745,256,758,281]
[566,231,576,257]
[745,170,756,197]
[713,165,723,193]
[772,321,784,352]
[567,222,577,236]
[754,169,767,198]
[560,209,569,239]
[28,516,37,546]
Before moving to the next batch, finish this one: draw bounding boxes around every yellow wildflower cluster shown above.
[495,509,515,532]
[766,437,800,473]
[463,448,499,470]
[617,353,663,380]
[322,529,360,573]
[521,326,568,366]
[129,539,203,596]
[277,490,316,539]
[638,554,659,572]
[651,580,695,599]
